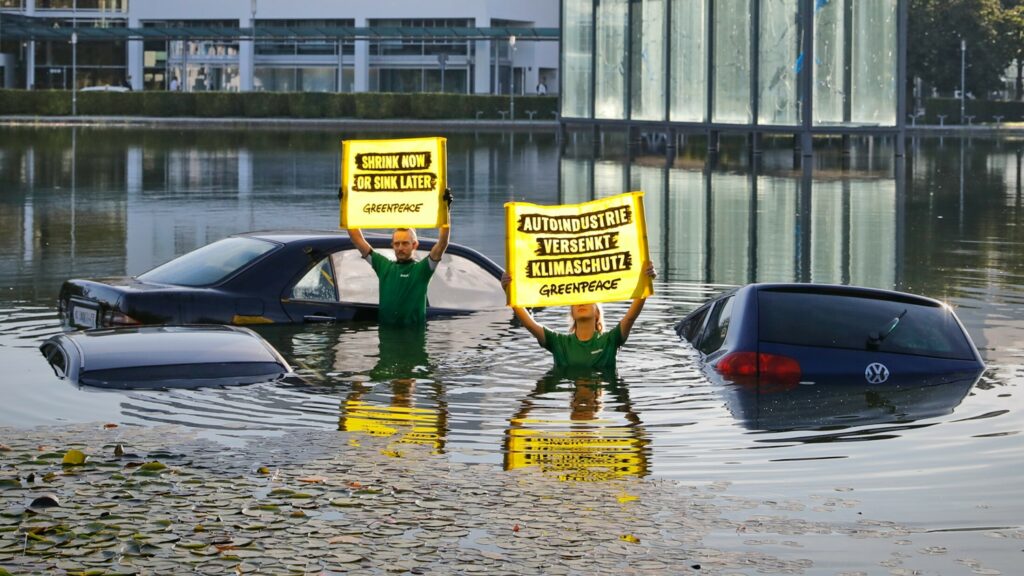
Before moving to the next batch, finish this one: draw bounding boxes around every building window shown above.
[669,0,707,122]
[851,0,897,125]
[630,0,666,121]
[758,0,801,126]
[561,0,593,118]
[712,0,752,124]
[594,0,628,120]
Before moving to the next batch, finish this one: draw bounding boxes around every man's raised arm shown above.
[347,228,372,258]
[429,190,453,263]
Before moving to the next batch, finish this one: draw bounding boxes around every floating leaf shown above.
[296,476,327,484]
[620,534,640,544]
[326,535,360,545]
[137,462,166,472]
[103,423,119,429]
[62,449,87,466]
[0,479,21,490]
[256,467,270,475]
[0,444,11,452]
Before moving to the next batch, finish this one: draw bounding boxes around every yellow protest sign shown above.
[504,192,652,308]
[340,137,448,229]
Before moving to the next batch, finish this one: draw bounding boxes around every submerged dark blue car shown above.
[59,231,505,329]
[675,284,985,394]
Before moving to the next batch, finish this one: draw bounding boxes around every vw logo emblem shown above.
[865,363,890,384]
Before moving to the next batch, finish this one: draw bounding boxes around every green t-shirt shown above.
[369,251,435,326]
[542,324,624,371]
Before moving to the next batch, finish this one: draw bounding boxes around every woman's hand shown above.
[501,271,512,292]
[644,261,657,280]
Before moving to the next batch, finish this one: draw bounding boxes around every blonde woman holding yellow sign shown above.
[500,262,656,372]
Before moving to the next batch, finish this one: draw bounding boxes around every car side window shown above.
[290,257,337,302]
[697,296,734,355]
[332,249,380,304]
[678,304,711,343]
[427,253,504,310]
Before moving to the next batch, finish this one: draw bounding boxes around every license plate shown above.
[72,305,98,329]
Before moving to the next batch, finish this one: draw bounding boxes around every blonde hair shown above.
[569,303,604,333]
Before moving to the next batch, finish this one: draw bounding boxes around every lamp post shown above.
[508,35,516,121]
[960,39,966,124]
[251,0,257,92]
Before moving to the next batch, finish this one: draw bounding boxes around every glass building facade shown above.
[561,0,905,132]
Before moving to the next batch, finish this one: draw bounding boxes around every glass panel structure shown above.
[561,0,593,118]
[669,0,706,122]
[630,0,666,121]
[560,0,902,131]
[594,0,629,120]
[667,169,706,281]
[851,0,897,125]
[712,0,751,124]
[812,0,845,124]
[758,0,801,126]
[756,176,798,281]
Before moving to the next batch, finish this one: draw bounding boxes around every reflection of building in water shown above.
[561,154,902,290]
[504,376,648,482]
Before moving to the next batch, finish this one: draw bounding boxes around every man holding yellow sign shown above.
[502,192,656,371]
[341,137,452,326]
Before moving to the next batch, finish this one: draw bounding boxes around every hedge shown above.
[0,89,558,121]
[922,98,1024,124]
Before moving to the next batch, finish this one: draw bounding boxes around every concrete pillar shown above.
[127,16,143,90]
[473,40,491,95]
[25,0,36,88]
[354,17,369,92]
[239,16,254,92]
[26,43,36,89]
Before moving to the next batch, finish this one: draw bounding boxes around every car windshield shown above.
[138,237,277,287]
[758,290,977,360]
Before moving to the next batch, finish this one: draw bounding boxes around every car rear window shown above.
[758,290,976,360]
[139,237,276,287]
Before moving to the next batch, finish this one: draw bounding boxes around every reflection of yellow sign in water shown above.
[340,137,448,229]
[340,400,445,451]
[505,422,647,482]
[504,192,652,308]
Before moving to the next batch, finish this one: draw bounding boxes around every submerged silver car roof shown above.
[59,325,286,371]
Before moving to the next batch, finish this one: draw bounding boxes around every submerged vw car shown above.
[58,231,505,329]
[675,284,985,392]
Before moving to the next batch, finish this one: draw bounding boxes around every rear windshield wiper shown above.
[867,309,907,349]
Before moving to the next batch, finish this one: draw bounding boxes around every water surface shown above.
[0,126,1021,571]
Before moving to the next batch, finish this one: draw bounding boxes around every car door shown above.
[281,255,370,323]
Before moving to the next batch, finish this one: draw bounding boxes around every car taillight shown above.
[105,310,141,326]
[716,351,801,390]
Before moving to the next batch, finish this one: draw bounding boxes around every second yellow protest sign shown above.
[504,192,653,308]
[340,136,448,229]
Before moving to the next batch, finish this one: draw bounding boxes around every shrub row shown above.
[922,97,1024,124]
[0,90,558,121]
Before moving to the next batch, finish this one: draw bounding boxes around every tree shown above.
[1001,3,1024,99]
[909,0,1013,99]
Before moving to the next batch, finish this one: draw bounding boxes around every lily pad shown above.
[62,450,87,466]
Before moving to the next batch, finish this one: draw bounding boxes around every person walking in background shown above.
[169,76,180,91]
[536,79,548,95]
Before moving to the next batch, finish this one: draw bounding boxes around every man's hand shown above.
[501,271,511,293]
[644,261,657,280]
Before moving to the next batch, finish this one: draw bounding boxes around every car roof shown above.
[47,325,287,372]
[749,283,947,308]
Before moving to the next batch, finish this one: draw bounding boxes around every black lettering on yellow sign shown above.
[355,151,433,171]
[538,278,622,297]
[525,251,633,279]
[362,203,424,215]
[534,232,620,257]
[351,173,438,193]
[517,206,632,235]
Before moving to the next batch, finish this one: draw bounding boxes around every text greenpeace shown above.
[504,192,652,308]
[340,137,448,229]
